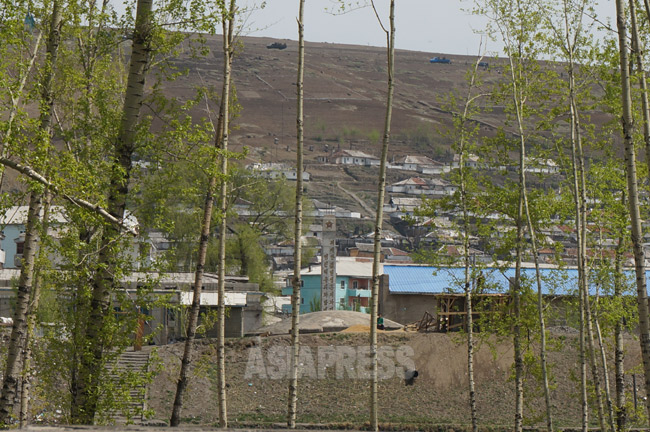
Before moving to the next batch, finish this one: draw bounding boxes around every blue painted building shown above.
[0,206,146,269]
[0,206,70,268]
[282,257,374,314]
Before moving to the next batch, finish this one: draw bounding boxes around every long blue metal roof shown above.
[384,265,638,296]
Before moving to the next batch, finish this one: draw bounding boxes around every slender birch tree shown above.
[452,56,489,432]
[479,0,552,428]
[592,168,633,430]
[287,0,305,427]
[368,1,394,430]
[214,3,236,426]
[170,1,236,427]
[613,218,629,430]
[614,0,650,425]
[541,1,597,428]
[0,0,62,423]
[19,191,53,427]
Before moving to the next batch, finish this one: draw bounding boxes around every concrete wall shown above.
[203,307,244,339]
[243,292,265,334]
[378,274,437,325]
[381,293,436,325]
[225,307,244,338]
[0,293,12,317]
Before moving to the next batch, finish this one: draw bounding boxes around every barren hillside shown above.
[155,36,521,218]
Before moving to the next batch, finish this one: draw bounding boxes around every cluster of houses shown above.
[325,149,558,174]
[276,200,650,331]
[0,133,638,340]
[246,162,311,181]
[247,151,560,203]
[0,201,645,340]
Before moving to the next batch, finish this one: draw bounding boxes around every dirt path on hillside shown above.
[336,182,374,218]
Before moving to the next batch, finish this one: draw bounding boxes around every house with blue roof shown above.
[379,264,636,327]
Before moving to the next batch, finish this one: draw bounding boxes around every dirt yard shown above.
[1,324,645,430]
[147,329,646,430]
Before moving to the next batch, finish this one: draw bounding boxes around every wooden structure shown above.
[415,311,436,332]
[433,293,510,332]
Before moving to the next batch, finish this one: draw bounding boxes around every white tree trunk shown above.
[0,1,61,422]
[287,0,305,428]
[216,4,236,425]
[615,0,650,425]
[369,2,394,430]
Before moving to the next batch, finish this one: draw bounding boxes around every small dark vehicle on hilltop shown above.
[267,42,287,50]
[430,56,451,64]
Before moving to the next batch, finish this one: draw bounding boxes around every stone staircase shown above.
[107,349,151,425]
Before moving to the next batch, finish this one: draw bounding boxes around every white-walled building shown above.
[332,150,380,166]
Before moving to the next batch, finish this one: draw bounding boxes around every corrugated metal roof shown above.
[385,265,638,296]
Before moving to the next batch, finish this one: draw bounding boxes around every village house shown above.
[379,264,590,328]
[306,223,324,241]
[347,242,413,263]
[383,197,423,216]
[2,206,149,270]
[311,199,361,219]
[386,177,457,196]
[391,155,449,174]
[264,241,295,271]
[524,157,560,174]
[451,153,480,169]
[435,245,488,263]
[246,162,311,181]
[332,149,380,166]
[0,206,68,269]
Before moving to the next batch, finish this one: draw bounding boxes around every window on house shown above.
[16,241,24,255]
[340,280,345,289]
[301,280,304,287]
[301,297,304,304]
[353,281,358,289]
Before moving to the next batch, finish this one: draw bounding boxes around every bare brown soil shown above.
[147,330,646,430]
